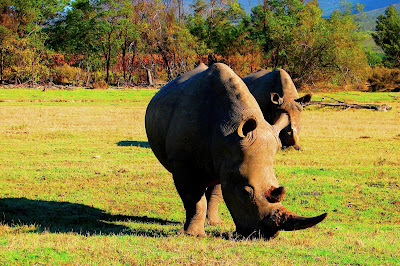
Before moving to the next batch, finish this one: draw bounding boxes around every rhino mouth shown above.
[234,186,327,240]
[279,126,300,149]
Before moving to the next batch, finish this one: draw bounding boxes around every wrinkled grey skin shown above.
[145,63,326,239]
[243,69,312,150]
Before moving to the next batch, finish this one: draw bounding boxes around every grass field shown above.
[0,88,399,264]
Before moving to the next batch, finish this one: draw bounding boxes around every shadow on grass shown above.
[0,198,179,236]
[117,140,150,148]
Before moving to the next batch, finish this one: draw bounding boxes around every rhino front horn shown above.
[274,207,327,231]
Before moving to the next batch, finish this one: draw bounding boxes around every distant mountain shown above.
[226,0,400,16]
[184,0,400,19]
[357,3,400,31]
[308,0,400,16]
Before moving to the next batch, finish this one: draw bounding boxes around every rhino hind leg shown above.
[205,184,224,226]
[173,162,207,237]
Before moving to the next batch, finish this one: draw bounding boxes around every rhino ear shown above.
[270,92,283,106]
[238,118,257,138]
[295,93,312,105]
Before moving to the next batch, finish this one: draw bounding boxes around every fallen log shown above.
[304,96,392,111]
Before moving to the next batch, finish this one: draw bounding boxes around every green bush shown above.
[364,48,384,66]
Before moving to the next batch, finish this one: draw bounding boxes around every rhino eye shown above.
[235,185,255,204]
[238,118,257,137]
[243,186,254,198]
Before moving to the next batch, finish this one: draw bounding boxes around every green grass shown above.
[0,88,157,106]
[309,91,399,103]
[0,88,399,264]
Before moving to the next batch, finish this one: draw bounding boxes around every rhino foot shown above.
[206,217,224,226]
[178,227,206,238]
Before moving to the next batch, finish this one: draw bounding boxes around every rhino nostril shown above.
[266,186,286,203]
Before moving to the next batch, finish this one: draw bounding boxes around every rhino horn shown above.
[273,207,327,231]
[272,112,290,133]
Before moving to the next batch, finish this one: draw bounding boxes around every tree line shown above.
[0,0,399,89]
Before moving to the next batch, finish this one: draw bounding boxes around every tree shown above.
[96,0,123,84]
[286,0,369,85]
[0,0,67,84]
[284,0,328,84]
[372,5,400,67]
[47,0,104,85]
[118,0,140,84]
[250,0,304,68]
[135,0,198,83]
[248,0,369,86]
[218,13,264,76]
[186,0,248,67]
[326,6,369,85]
[0,25,14,83]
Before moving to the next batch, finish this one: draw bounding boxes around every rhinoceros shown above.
[145,63,326,238]
[243,69,312,150]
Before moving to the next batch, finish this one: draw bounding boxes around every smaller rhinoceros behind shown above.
[243,69,312,150]
[145,63,326,239]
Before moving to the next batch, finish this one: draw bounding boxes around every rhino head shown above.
[219,111,326,239]
[270,92,312,150]
[244,68,312,150]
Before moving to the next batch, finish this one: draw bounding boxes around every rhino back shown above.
[146,63,262,178]
[243,69,299,100]
[243,69,299,122]
[243,69,279,123]
[277,69,299,100]
[145,66,208,172]
[175,62,208,84]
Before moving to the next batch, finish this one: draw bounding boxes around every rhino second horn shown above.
[273,207,327,231]
[272,113,290,134]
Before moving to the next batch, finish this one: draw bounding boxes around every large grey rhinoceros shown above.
[243,69,312,150]
[145,63,326,239]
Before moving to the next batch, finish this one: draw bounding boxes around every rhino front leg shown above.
[173,162,207,237]
[206,184,224,225]
[181,193,207,237]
